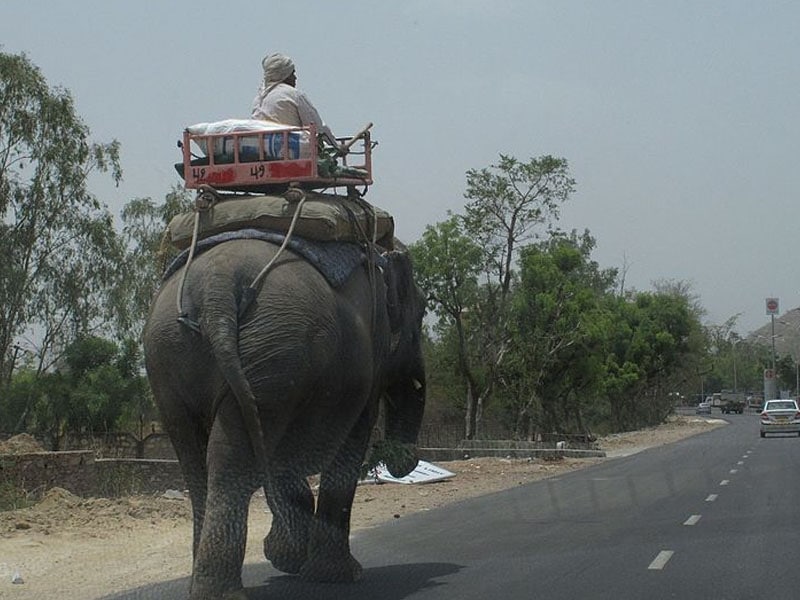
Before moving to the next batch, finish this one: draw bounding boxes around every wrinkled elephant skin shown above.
[143,239,426,600]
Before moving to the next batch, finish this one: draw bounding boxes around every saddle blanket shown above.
[163,228,384,288]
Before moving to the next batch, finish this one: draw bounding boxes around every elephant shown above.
[142,234,426,600]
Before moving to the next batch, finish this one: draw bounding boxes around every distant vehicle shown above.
[696,402,712,415]
[747,396,763,410]
[759,399,800,438]
[710,391,747,412]
[721,400,745,414]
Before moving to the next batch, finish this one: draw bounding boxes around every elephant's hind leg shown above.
[263,473,315,573]
[152,387,209,561]
[190,406,259,600]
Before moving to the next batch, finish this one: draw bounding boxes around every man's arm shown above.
[295,90,340,149]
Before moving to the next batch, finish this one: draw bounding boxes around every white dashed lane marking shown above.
[648,550,674,570]
[647,445,754,573]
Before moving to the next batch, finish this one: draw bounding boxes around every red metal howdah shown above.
[179,123,373,193]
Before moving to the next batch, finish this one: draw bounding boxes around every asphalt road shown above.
[109,413,800,600]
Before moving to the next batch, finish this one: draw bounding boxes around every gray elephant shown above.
[142,234,426,600]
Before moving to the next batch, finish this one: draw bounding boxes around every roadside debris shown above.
[364,460,456,485]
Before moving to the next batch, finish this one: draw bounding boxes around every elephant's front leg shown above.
[262,472,315,574]
[300,411,371,582]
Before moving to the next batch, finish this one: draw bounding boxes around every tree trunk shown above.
[464,383,476,440]
[474,394,484,439]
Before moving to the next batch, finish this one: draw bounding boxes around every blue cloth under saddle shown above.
[163,228,381,288]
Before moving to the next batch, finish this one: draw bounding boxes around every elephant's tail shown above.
[203,301,269,476]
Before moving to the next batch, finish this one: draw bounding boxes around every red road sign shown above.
[766,298,779,315]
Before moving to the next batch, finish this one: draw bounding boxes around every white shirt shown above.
[251,83,337,146]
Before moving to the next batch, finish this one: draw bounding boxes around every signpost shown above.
[766,298,779,315]
[765,298,780,399]
[764,368,777,401]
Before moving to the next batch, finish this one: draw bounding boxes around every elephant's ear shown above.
[383,248,425,336]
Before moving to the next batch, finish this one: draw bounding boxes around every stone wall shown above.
[0,431,606,502]
[0,451,97,498]
[95,458,184,496]
[0,452,184,500]
[140,434,178,460]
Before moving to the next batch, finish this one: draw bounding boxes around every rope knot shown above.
[283,185,306,204]
[195,184,221,211]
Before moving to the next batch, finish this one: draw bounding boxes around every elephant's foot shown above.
[263,529,308,574]
[189,575,245,600]
[299,552,362,583]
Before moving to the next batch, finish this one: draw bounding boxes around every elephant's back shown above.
[145,238,332,349]
[178,238,378,381]
[147,235,382,374]
[234,240,379,367]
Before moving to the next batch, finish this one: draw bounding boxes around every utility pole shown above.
[771,313,777,372]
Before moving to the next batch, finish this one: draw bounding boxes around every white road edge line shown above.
[684,514,702,526]
[648,550,674,570]
[705,494,718,502]
[720,480,730,486]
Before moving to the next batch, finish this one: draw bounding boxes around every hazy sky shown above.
[2,1,798,334]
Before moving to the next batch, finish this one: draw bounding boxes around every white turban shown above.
[252,53,295,110]
[262,53,295,87]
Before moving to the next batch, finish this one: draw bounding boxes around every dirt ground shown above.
[0,415,725,599]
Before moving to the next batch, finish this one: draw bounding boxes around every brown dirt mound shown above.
[0,489,191,537]
[0,433,45,454]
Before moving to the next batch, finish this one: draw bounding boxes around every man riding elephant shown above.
[251,52,342,152]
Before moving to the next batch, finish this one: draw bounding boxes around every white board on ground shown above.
[366,460,456,484]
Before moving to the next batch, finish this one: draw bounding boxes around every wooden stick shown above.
[340,122,374,154]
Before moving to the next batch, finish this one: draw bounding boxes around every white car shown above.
[695,402,712,415]
[759,399,800,438]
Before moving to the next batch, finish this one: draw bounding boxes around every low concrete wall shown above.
[0,451,97,498]
[140,435,178,460]
[419,447,606,462]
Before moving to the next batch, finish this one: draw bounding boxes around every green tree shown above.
[774,353,796,395]
[114,186,193,336]
[461,154,576,436]
[412,155,576,438]
[410,214,484,438]
[601,290,704,430]
[503,230,617,437]
[9,335,149,448]
[462,154,576,296]
[0,51,123,390]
